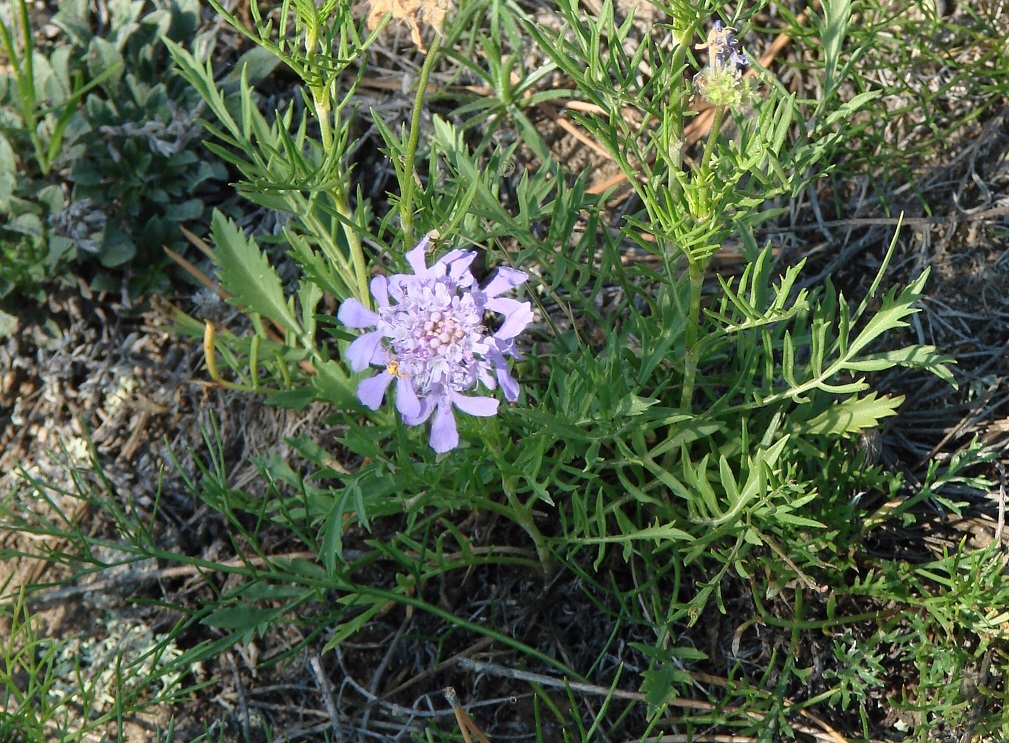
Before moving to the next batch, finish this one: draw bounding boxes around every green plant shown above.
[0,583,188,742]
[54,0,226,278]
[0,0,113,299]
[0,0,226,300]
[0,0,118,177]
[152,0,989,729]
[152,0,1001,734]
[165,0,382,307]
[7,0,1008,738]
[0,589,74,741]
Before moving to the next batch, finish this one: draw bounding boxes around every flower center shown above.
[378,279,492,395]
[423,310,465,352]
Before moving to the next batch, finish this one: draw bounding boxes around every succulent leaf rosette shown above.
[338,236,533,453]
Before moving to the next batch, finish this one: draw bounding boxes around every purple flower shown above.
[695,21,753,107]
[704,21,748,72]
[337,236,534,453]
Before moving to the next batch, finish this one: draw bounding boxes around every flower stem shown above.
[680,257,703,410]
[681,105,726,410]
[695,105,726,221]
[700,105,726,175]
[316,98,333,153]
[304,38,370,303]
[308,92,369,302]
[401,33,443,246]
[504,490,553,578]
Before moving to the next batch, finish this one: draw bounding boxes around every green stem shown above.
[342,200,370,304]
[680,257,703,410]
[700,105,726,176]
[316,94,333,153]
[508,490,552,576]
[680,105,727,410]
[400,33,443,246]
[309,81,368,302]
[302,17,369,302]
[695,105,725,222]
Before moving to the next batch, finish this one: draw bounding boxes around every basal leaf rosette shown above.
[338,236,533,453]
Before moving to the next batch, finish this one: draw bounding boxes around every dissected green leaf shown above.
[210,210,298,331]
[799,392,904,437]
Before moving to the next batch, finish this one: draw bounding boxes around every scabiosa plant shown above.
[337,236,533,453]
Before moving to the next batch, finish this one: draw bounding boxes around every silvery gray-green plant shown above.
[0,0,225,300]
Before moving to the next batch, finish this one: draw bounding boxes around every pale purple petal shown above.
[438,250,477,284]
[478,367,497,390]
[367,344,388,366]
[395,377,422,418]
[482,267,528,297]
[370,275,390,308]
[358,372,393,410]
[402,397,434,426]
[337,298,379,329]
[404,236,431,275]
[485,344,520,401]
[485,296,529,317]
[490,336,520,358]
[450,390,499,417]
[488,298,534,339]
[429,400,459,453]
[346,331,384,372]
[496,367,520,402]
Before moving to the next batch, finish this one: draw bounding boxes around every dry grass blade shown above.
[455,659,850,743]
[166,230,320,378]
[444,687,493,743]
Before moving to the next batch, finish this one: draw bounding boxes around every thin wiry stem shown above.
[401,34,443,246]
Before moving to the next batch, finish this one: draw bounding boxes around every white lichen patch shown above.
[42,616,185,714]
[103,375,137,418]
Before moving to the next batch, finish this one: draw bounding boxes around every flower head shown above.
[695,21,753,107]
[700,21,748,72]
[338,236,533,453]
